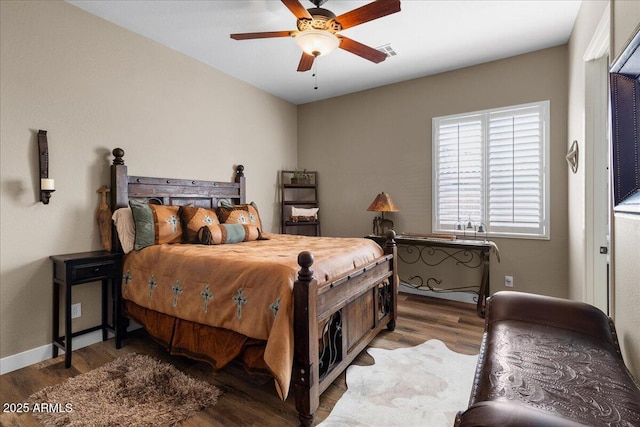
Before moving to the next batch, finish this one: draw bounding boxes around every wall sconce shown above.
[367,192,399,235]
[38,130,55,204]
[566,140,579,173]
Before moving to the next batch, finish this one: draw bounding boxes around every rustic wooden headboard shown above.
[109,147,245,209]
[109,147,246,251]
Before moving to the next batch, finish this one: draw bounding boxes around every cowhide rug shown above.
[318,339,478,427]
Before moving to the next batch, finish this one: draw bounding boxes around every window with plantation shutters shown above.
[432,101,549,239]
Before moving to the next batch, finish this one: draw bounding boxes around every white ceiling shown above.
[67,0,582,105]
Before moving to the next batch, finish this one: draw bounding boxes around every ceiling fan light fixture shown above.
[294,29,340,57]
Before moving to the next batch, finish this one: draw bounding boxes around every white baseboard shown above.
[0,323,141,375]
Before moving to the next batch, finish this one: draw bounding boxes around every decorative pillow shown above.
[129,200,182,250]
[217,200,263,230]
[179,206,220,243]
[111,207,135,254]
[291,206,319,222]
[197,224,262,245]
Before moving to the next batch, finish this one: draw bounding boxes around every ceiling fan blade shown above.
[230,31,293,40]
[297,52,315,72]
[339,36,388,63]
[336,0,401,30]
[281,0,313,20]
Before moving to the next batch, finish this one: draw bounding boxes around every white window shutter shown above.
[433,101,549,239]
[434,116,483,230]
[488,105,546,236]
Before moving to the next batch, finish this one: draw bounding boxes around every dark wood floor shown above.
[0,294,485,426]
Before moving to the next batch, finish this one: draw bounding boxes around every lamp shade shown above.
[294,29,340,57]
[367,192,399,212]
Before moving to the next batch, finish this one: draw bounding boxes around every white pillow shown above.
[112,207,135,254]
[291,206,319,218]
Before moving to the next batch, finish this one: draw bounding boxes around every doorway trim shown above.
[583,4,611,314]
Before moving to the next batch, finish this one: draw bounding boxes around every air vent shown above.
[377,44,397,57]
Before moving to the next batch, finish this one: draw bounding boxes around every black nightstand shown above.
[51,250,123,368]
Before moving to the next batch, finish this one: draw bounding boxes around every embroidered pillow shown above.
[179,206,220,243]
[217,200,263,230]
[197,224,262,245]
[130,200,182,250]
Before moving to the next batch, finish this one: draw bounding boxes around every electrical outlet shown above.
[505,276,514,288]
[71,303,82,319]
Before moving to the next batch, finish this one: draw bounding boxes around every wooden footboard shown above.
[293,236,397,426]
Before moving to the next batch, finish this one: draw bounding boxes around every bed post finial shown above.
[112,148,125,165]
[235,164,244,178]
[297,251,314,274]
[385,229,397,245]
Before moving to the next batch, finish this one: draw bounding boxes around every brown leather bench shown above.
[455,291,640,427]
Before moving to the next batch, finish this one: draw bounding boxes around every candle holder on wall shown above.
[38,130,55,204]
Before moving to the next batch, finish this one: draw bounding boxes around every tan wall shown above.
[298,46,570,299]
[0,0,297,359]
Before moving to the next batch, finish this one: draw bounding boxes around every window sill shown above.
[432,229,549,241]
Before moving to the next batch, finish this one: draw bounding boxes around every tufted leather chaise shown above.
[455,291,640,427]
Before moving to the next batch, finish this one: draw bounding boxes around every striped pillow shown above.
[197,224,262,245]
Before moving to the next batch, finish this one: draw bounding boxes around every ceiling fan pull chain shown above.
[313,60,318,90]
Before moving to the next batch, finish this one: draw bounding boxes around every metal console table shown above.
[368,234,496,317]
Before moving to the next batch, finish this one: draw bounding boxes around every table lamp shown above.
[367,192,399,235]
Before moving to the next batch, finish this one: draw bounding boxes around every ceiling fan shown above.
[230,0,401,72]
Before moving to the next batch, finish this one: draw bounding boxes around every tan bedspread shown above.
[121,233,383,399]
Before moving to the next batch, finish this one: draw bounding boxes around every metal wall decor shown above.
[566,140,579,173]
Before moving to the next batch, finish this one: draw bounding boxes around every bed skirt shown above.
[125,301,271,376]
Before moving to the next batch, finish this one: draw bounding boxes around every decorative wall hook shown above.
[566,140,579,174]
[38,130,55,204]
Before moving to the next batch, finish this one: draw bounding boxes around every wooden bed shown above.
[108,148,398,426]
